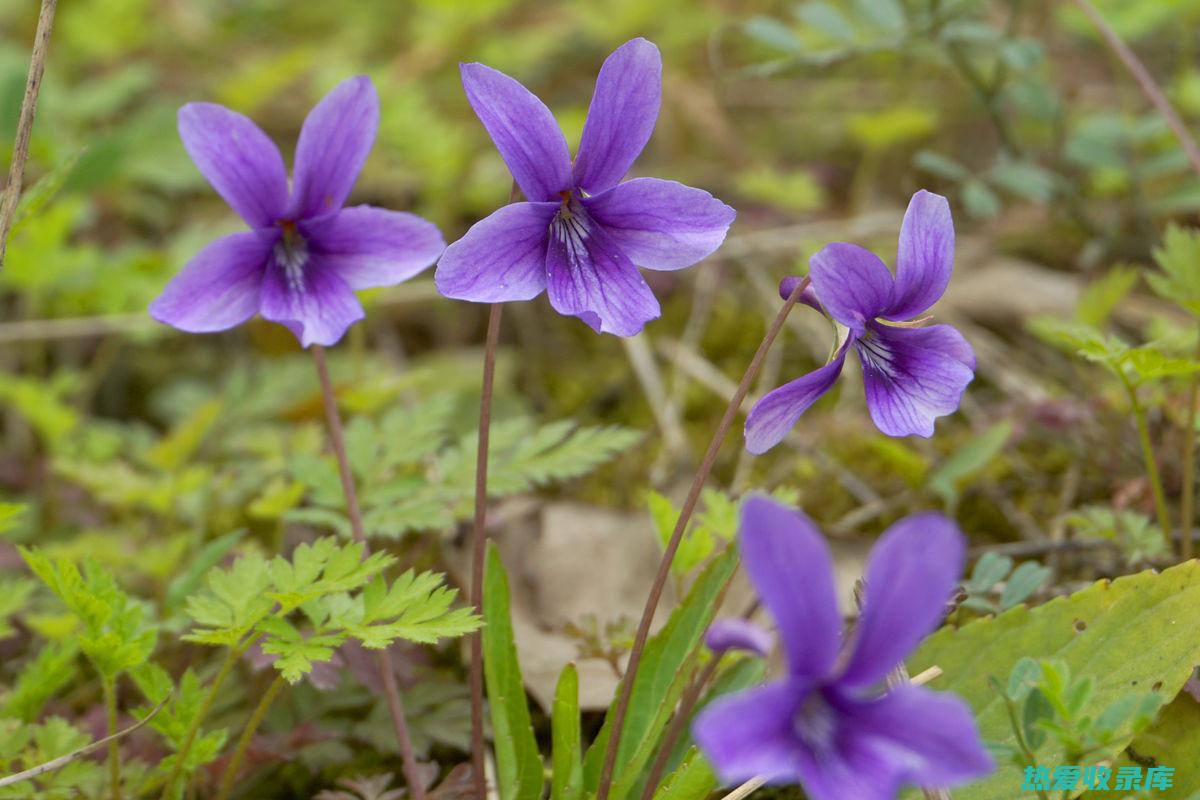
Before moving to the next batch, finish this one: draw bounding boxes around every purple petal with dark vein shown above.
[884,190,955,321]
[738,496,842,678]
[581,177,734,270]
[178,103,288,228]
[288,75,380,219]
[857,323,975,438]
[260,257,365,347]
[301,206,445,289]
[572,38,662,194]
[150,230,274,332]
[744,340,851,455]
[839,512,965,689]
[809,243,895,329]
[705,618,774,657]
[544,204,660,336]
[692,680,806,784]
[435,201,557,302]
[840,685,994,788]
[459,63,571,202]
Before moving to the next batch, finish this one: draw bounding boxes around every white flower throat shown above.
[274,221,310,293]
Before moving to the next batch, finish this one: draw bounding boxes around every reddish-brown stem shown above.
[312,345,426,800]
[596,283,804,800]
[468,302,503,800]
[1070,0,1200,178]
[0,0,57,269]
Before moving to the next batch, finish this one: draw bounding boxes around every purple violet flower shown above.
[150,76,445,348]
[693,496,992,799]
[744,190,975,453]
[435,38,736,336]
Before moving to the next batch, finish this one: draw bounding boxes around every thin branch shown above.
[1069,0,1200,178]
[0,693,168,790]
[0,0,57,268]
[596,282,805,800]
[312,345,426,800]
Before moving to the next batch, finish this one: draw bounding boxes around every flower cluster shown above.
[150,38,988,800]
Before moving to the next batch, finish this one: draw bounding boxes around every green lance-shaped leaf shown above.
[483,543,543,800]
[650,748,718,800]
[582,548,739,800]
[551,663,583,800]
[927,421,1013,507]
[908,560,1200,800]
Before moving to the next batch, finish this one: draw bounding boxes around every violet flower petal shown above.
[301,205,445,289]
[459,63,572,202]
[884,190,955,322]
[288,75,380,220]
[572,38,662,195]
[150,231,273,332]
[840,513,965,689]
[738,496,842,678]
[581,177,734,270]
[545,206,660,336]
[705,618,774,658]
[691,680,805,784]
[260,259,365,347]
[858,323,975,438]
[843,685,993,787]
[809,243,895,330]
[435,201,557,302]
[743,340,851,455]
[178,103,288,229]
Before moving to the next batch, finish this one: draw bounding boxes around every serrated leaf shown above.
[1149,224,1200,311]
[909,561,1200,800]
[483,543,543,800]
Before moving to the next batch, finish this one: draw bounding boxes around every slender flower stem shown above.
[1121,376,1173,542]
[102,678,121,800]
[467,180,521,800]
[596,283,805,800]
[1184,331,1200,561]
[468,302,503,800]
[214,674,285,800]
[0,0,57,269]
[311,345,426,800]
[159,646,241,800]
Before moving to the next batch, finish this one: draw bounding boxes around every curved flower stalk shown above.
[745,190,975,453]
[151,75,445,347]
[435,37,736,336]
[693,496,992,800]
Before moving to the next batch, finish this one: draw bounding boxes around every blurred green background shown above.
[5,0,1200,795]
